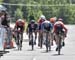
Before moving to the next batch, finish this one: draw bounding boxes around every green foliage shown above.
[1,0,75,24]
[0,0,3,2]
[14,8,23,20]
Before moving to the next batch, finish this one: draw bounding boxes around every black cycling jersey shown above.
[27,23,38,32]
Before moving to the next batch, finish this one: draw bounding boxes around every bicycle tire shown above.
[40,34,43,48]
[49,39,51,51]
[17,33,22,51]
[58,34,62,55]
[46,32,49,52]
[31,32,34,50]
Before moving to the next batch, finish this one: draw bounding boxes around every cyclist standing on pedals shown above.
[50,17,57,46]
[53,18,68,51]
[14,19,25,48]
[26,20,38,45]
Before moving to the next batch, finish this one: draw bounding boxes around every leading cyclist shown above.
[53,18,68,51]
[14,19,25,47]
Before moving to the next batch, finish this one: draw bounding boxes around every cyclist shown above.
[50,17,57,46]
[37,15,46,47]
[26,20,38,45]
[53,18,67,51]
[14,19,25,47]
[41,19,53,51]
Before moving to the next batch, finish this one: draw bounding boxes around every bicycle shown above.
[57,31,63,55]
[44,31,51,52]
[29,30,35,50]
[16,29,23,51]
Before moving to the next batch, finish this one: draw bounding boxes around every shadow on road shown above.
[0,50,9,57]
[27,49,36,51]
[41,50,53,53]
[52,54,64,56]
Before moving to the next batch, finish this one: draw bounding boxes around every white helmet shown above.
[40,15,46,20]
[18,19,22,21]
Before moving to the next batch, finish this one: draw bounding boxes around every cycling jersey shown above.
[54,21,67,34]
[27,23,38,32]
[41,20,53,31]
[15,20,25,32]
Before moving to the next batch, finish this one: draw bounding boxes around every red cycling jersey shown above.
[53,21,67,34]
[15,20,25,27]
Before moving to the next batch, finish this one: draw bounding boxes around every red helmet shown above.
[50,18,56,23]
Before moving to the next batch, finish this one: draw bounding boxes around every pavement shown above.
[0,25,75,60]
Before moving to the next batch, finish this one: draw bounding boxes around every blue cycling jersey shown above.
[41,20,53,31]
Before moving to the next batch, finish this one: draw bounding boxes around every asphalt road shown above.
[0,25,75,60]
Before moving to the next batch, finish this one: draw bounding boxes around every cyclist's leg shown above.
[29,32,31,41]
[17,32,19,45]
[38,30,43,46]
[43,31,46,45]
[29,32,32,45]
[34,30,37,44]
[61,33,65,46]
[50,32,54,46]
[38,31,40,46]
[48,32,51,44]
[48,32,51,50]
[20,32,23,47]
[35,30,37,40]
[54,33,60,51]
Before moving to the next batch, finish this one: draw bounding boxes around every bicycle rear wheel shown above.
[46,32,49,52]
[49,40,51,51]
[31,33,34,50]
[40,34,43,48]
[17,33,22,51]
[58,37,62,55]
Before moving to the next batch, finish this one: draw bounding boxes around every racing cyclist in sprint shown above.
[13,19,25,49]
[41,19,53,51]
[26,20,38,45]
[53,18,68,51]
[37,15,46,48]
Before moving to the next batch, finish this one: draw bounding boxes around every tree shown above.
[14,8,23,21]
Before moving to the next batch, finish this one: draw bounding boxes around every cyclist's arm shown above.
[41,23,44,32]
[49,23,53,31]
[62,24,68,34]
[26,24,29,34]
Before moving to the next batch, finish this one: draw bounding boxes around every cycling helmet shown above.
[58,18,63,21]
[50,18,56,23]
[30,20,35,23]
[18,19,22,21]
[40,15,46,20]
